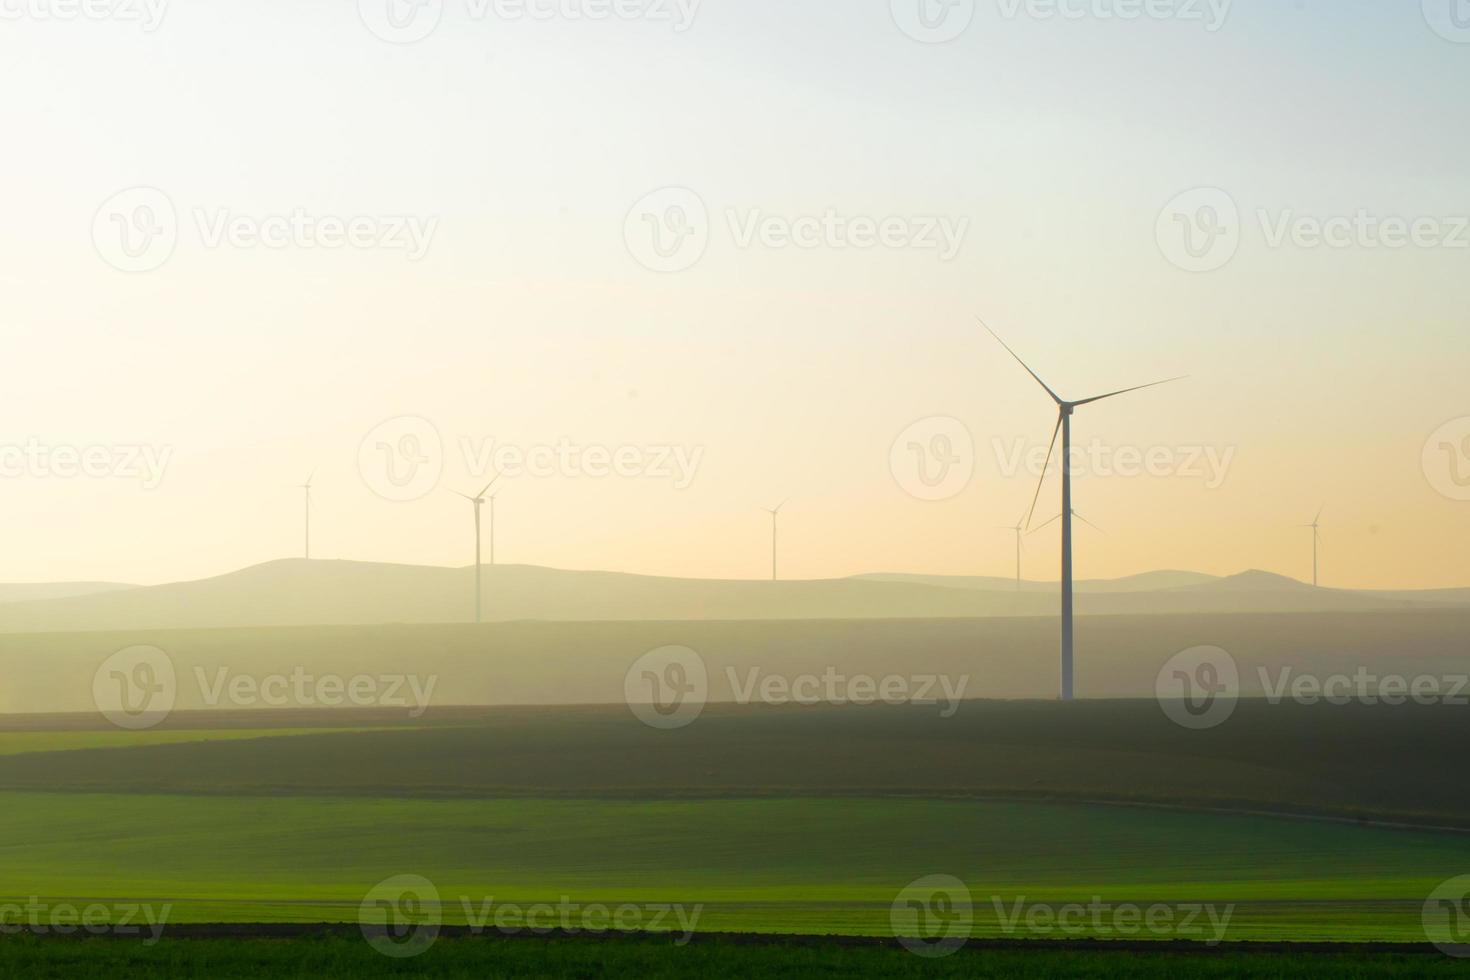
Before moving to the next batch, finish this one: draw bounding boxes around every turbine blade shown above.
[1024,412,1063,530]
[477,474,501,499]
[1029,513,1061,533]
[1073,511,1105,534]
[1071,376,1187,407]
[1314,503,1325,525]
[977,316,1065,406]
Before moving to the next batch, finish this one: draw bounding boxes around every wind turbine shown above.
[983,318,1182,702]
[298,472,314,560]
[1000,511,1026,590]
[765,500,787,582]
[1300,505,1324,587]
[455,476,500,623]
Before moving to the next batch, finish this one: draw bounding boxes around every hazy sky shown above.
[1,1,1467,588]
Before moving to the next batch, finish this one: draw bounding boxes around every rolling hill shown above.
[0,560,1462,633]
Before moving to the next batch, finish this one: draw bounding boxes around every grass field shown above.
[0,701,1464,969]
[1,793,1467,941]
[1,935,1467,979]
[0,701,1463,829]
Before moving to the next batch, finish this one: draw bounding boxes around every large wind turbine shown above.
[983,319,1182,701]
[298,473,314,559]
[765,500,787,582]
[1300,506,1324,587]
[456,476,500,623]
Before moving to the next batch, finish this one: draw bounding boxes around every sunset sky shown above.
[1,1,1467,588]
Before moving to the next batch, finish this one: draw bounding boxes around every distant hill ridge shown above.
[0,559,1462,634]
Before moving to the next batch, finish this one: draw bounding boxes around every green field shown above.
[1,701,1464,829]
[1,935,1467,980]
[1,792,1467,941]
[0,701,1465,965]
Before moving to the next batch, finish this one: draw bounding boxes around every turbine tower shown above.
[1001,511,1026,590]
[456,476,500,623]
[765,500,786,582]
[487,491,498,567]
[983,319,1182,702]
[1300,505,1324,587]
[298,473,314,560]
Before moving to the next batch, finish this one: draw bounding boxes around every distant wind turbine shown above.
[298,472,314,560]
[765,500,787,582]
[1000,511,1026,590]
[1300,505,1324,587]
[455,476,500,623]
[983,318,1183,702]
